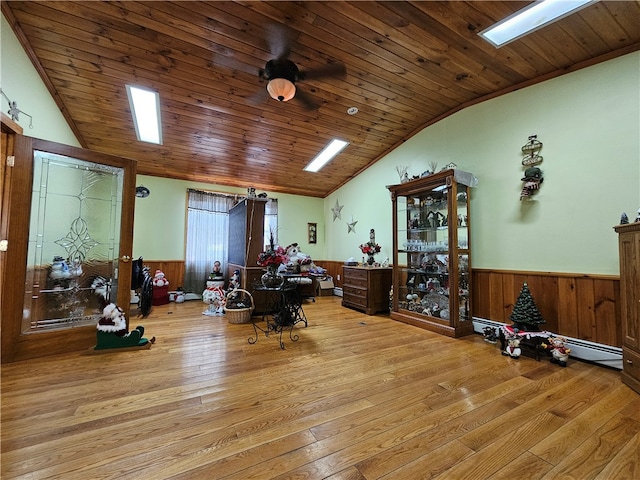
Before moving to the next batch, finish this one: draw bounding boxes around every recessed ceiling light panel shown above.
[304,139,349,173]
[479,0,594,48]
[126,85,163,144]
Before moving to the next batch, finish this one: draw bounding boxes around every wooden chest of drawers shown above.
[342,266,392,315]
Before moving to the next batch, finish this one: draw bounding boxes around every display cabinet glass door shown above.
[456,188,470,323]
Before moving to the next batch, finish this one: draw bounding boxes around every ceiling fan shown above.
[253,24,346,110]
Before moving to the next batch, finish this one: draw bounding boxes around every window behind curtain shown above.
[184,190,236,294]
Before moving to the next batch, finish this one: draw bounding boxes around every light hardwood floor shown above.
[2,297,639,479]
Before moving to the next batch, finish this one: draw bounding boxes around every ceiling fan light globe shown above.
[267,78,296,102]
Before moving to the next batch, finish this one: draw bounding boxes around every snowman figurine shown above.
[153,270,169,287]
[202,279,226,316]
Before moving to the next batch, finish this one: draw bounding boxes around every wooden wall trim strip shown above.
[473,268,619,281]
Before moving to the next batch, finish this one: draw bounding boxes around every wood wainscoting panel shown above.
[140,260,340,295]
[558,277,579,338]
[594,277,620,347]
[143,261,185,290]
[313,260,345,289]
[576,277,597,343]
[473,269,620,348]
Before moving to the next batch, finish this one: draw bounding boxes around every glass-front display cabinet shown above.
[387,169,476,337]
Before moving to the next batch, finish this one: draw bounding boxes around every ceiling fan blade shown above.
[295,89,320,111]
[265,23,293,60]
[300,62,346,81]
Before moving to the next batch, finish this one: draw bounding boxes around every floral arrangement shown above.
[257,231,288,268]
[359,241,381,255]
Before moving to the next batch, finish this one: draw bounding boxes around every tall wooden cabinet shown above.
[615,222,640,394]
[342,266,392,315]
[387,169,476,337]
[227,198,268,312]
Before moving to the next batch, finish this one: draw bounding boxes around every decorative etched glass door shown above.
[1,134,135,363]
[22,151,124,332]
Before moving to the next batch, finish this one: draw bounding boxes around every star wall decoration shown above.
[331,199,344,222]
[347,216,358,233]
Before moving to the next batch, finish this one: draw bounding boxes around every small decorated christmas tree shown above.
[509,282,545,331]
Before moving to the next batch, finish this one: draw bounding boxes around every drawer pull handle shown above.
[626,359,633,364]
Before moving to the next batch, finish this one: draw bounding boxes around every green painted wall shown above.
[1,16,80,146]
[132,176,324,261]
[325,52,640,275]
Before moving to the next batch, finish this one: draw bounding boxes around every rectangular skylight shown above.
[304,139,349,172]
[479,0,594,48]
[126,85,162,144]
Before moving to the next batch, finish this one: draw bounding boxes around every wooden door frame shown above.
[1,114,23,362]
[1,133,137,363]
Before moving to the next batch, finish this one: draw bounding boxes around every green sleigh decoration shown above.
[92,276,155,351]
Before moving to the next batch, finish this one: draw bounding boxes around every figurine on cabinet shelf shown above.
[620,212,629,224]
[395,165,408,183]
[359,229,381,266]
[441,162,457,171]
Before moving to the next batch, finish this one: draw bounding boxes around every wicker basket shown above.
[224,288,254,324]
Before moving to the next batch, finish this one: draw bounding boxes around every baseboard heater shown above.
[472,317,622,370]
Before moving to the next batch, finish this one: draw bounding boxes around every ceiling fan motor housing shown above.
[264,59,300,101]
[264,59,300,83]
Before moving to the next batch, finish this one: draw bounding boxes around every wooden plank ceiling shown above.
[2,1,639,197]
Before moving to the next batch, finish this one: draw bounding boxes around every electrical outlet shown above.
[337,274,340,281]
